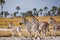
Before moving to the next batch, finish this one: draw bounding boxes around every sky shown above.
[0,0,60,14]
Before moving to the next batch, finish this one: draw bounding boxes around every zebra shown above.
[31,16,49,40]
[19,17,33,40]
[8,22,22,40]
[48,17,60,37]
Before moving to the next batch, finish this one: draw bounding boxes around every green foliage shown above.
[39,9,43,12]
[26,11,32,17]
[21,11,33,17]
[4,11,9,17]
[0,1,60,18]
[44,7,48,10]
[33,8,37,11]
[52,6,57,11]
[47,11,51,16]
[13,12,18,17]
[57,7,60,16]
[58,7,60,11]
[0,0,5,18]
[33,8,38,16]
[16,6,20,10]
[0,0,5,5]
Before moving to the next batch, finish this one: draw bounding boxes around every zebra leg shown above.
[11,30,15,40]
[53,27,56,38]
[35,31,38,40]
[16,28,21,36]
[42,30,45,37]
[35,30,42,40]
[30,32,33,40]
[54,30,56,37]
[52,27,54,37]
[40,37,44,40]
[12,30,14,37]
[42,31,43,37]
[28,30,33,40]
[54,27,57,37]
[16,28,23,40]
[44,30,46,37]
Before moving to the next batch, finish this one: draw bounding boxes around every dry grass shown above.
[0,16,60,37]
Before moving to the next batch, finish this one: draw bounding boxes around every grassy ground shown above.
[0,16,60,37]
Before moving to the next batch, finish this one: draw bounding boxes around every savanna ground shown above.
[0,16,60,40]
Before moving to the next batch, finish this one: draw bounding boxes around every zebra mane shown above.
[32,16,39,24]
[22,17,30,25]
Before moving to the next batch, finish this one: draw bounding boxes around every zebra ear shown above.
[19,23,23,25]
[49,17,54,20]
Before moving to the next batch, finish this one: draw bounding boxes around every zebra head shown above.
[48,17,56,24]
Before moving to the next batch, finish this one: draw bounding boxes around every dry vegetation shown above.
[0,16,60,37]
